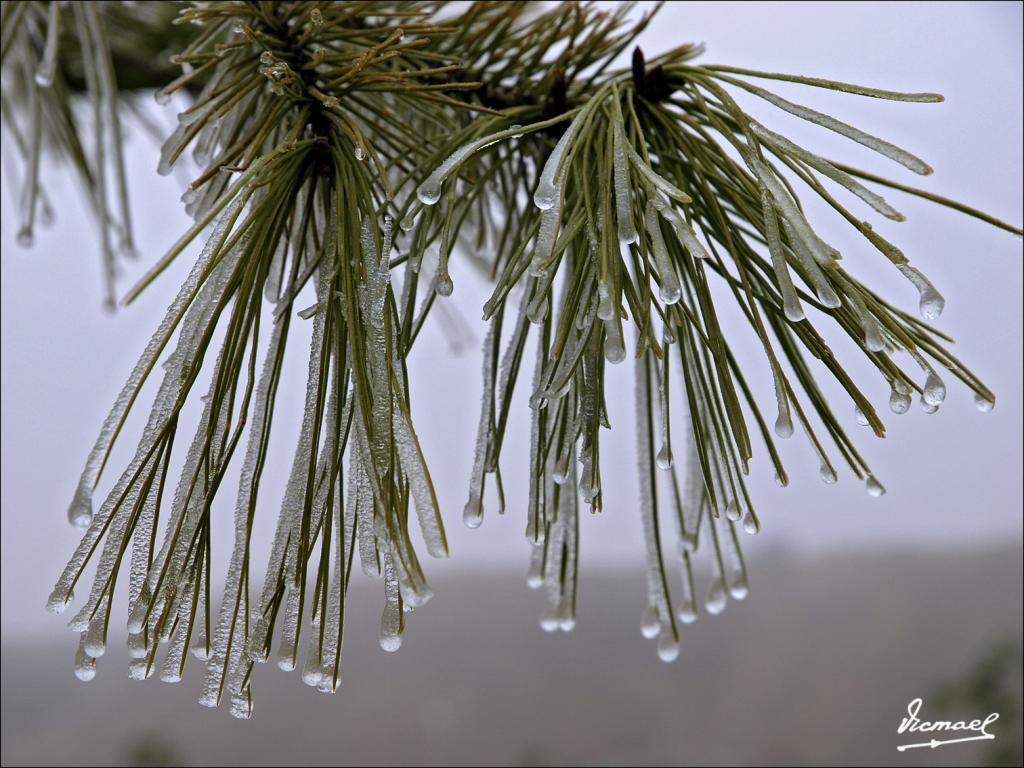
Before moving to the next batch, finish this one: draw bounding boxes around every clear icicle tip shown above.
[705,581,728,615]
[819,463,838,485]
[416,179,441,206]
[742,513,760,535]
[922,371,947,406]
[854,406,870,427]
[656,444,673,470]
[657,635,680,663]
[678,603,698,624]
[774,411,794,439]
[539,608,559,633]
[380,633,403,653]
[640,606,661,639]
[974,393,995,413]
[889,390,912,415]
[865,475,886,497]
[724,501,742,522]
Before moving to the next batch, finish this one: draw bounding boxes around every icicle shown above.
[534,114,583,210]
[750,122,905,221]
[705,577,728,615]
[896,264,945,320]
[418,126,523,205]
[659,207,710,261]
[465,324,496,528]
[603,318,626,364]
[865,475,886,497]
[974,393,995,413]
[645,200,680,304]
[379,552,403,652]
[743,82,933,175]
[779,218,842,309]
[613,121,638,244]
[529,205,561,277]
[61,195,246,531]
[759,188,805,321]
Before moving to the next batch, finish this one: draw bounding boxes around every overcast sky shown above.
[1,1,1021,639]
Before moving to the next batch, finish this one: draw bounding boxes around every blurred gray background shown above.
[1,1,1021,766]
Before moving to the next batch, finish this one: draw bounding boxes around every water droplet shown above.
[774,410,794,438]
[656,443,673,470]
[819,462,838,484]
[74,645,97,682]
[725,501,741,522]
[434,273,453,297]
[922,371,946,406]
[416,179,441,205]
[974,393,995,413]
[539,607,559,632]
[773,472,786,488]
[640,605,660,639]
[854,406,869,426]
[742,513,760,535]
[400,210,417,231]
[889,389,912,414]
[865,475,886,497]
[154,89,171,106]
[603,320,626,364]
[921,399,939,415]
[677,603,698,624]
[657,634,680,662]
[729,581,749,600]
[705,580,728,615]
[380,633,402,653]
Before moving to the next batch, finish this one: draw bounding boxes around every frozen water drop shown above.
[127,633,147,659]
[603,320,626,364]
[657,634,680,662]
[742,513,760,535]
[434,273,453,297]
[774,410,794,439]
[539,608,559,633]
[128,659,153,680]
[819,462,838,485]
[889,390,912,414]
[729,581,749,600]
[154,89,171,106]
[462,498,483,529]
[641,605,661,639]
[416,179,441,205]
[854,406,869,426]
[678,603,698,624]
[974,393,995,413]
[865,475,886,497]
[705,580,728,615]
[74,648,97,682]
[46,587,72,614]
[922,371,946,406]
[656,443,673,470]
[380,633,402,653]
[724,501,741,522]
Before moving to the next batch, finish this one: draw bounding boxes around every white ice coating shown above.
[624,143,691,203]
[759,188,805,321]
[534,113,584,210]
[527,543,545,589]
[465,323,497,528]
[779,218,842,309]
[658,206,710,261]
[896,264,945,321]
[200,316,288,706]
[749,122,905,221]
[417,126,522,205]
[743,82,933,175]
[645,200,681,304]
[613,120,638,245]
[529,205,561,277]
[61,194,246,533]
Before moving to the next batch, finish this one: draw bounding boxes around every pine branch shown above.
[0,1,1018,719]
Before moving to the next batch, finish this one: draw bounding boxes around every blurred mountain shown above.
[2,544,1021,767]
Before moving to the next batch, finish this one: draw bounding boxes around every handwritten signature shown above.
[897,697,999,752]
